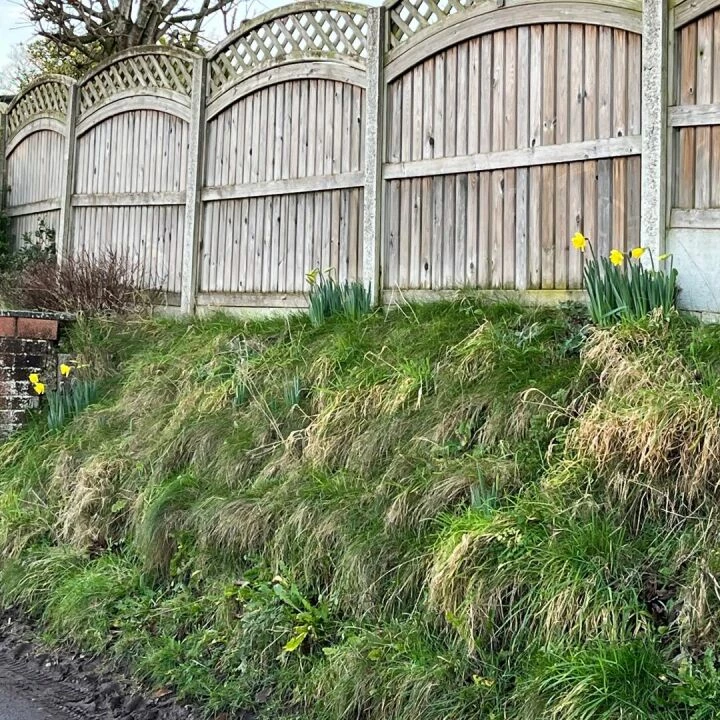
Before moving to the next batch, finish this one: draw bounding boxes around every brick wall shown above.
[0,311,67,438]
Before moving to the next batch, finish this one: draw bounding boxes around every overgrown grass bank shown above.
[1,297,720,719]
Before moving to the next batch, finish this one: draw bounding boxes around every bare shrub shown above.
[0,250,161,315]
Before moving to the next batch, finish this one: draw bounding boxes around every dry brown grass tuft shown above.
[567,326,720,525]
[51,451,134,550]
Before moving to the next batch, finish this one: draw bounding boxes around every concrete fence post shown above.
[181,56,208,315]
[0,109,7,214]
[362,6,385,306]
[57,83,79,266]
[641,0,669,258]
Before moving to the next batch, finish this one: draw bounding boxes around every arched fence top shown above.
[383,0,641,53]
[4,75,74,141]
[673,0,720,28]
[5,117,67,156]
[207,0,369,100]
[77,45,201,118]
[205,60,367,120]
[383,0,642,80]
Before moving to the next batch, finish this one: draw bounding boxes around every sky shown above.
[0,0,378,92]
[0,0,33,66]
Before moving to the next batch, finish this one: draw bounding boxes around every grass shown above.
[0,298,719,718]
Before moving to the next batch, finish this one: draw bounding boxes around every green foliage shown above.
[0,212,13,271]
[515,641,673,720]
[306,267,372,326]
[0,301,719,719]
[0,217,56,279]
[671,649,720,719]
[3,39,95,92]
[16,220,57,265]
[46,378,99,431]
[581,240,679,325]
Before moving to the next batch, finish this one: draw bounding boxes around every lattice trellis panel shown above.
[209,8,368,98]
[7,81,69,138]
[79,52,194,115]
[387,0,481,48]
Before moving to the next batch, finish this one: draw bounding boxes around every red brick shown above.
[16,317,58,341]
[0,317,16,338]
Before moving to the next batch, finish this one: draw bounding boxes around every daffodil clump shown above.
[571,232,679,326]
[306,267,372,327]
[28,363,74,397]
[27,361,98,431]
[28,373,45,396]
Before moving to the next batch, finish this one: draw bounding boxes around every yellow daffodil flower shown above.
[33,382,45,395]
[305,268,319,286]
[60,363,72,377]
[609,249,624,266]
[659,253,671,261]
[631,247,646,259]
[571,232,587,251]
[28,373,40,385]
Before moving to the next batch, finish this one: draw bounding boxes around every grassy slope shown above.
[1,297,720,719]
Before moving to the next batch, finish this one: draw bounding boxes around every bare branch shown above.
[22,0,246,67]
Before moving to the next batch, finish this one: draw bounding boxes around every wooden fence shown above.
[0,0,716,314]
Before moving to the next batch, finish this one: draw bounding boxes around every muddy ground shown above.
[0,610,200,720]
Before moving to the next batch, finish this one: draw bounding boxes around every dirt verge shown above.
[0,610,197,720]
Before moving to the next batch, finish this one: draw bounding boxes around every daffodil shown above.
[28,373,40,385]
[571,232,587,251]
[609,249,624,266]
[33,382,45,395]
[659,253,671,261]
[631,247,646,259]
[60,363,72,377]
[305,268,319,286]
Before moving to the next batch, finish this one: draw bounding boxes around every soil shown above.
[0,610,198,720]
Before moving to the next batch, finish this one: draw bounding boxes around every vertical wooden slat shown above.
[541,24,556,287]
[711,11,720,206]
[411,63,424,286]
[695,15,713,209]
[432,51,446,288]
[583,159,598,263]
[597,158,612,256]
[528,167,542,288]
[399,72,413,287]
[466,38,480,285]
[502,169,516,287]
[515,27,530,290]
[444,45,458,287]
[626,155,641,249]
[455,43,469,284]
[554,25,569,289]
[568,24,585,287]
[678,23,697,208]
[421,58,434,288]
[612,158,626,253]
[584,25,598,143]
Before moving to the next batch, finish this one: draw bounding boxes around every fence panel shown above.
[70,47,197,301]
[199,3,368,306]
[3,78,71,247]
[201,77,365,296]
[669,3,720,228]
[382,3,643,291]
